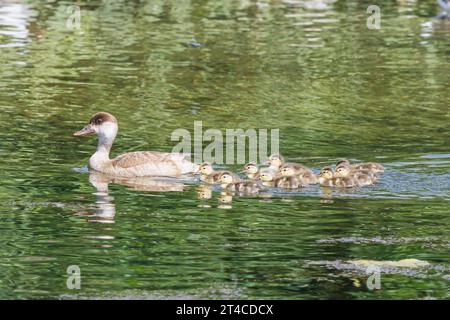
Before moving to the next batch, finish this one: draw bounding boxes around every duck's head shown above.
[74,112,118,142]
[280,164,296,177]
[259,171,275,182]
[335,165,350,177]
[199,162,214,175]
[336,159,350,167]
[266,154,284,168]
[242,163,259,174]
[218,171,234,184]
[319,166,334,180]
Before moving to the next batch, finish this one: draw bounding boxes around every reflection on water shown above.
[0,0,449,299]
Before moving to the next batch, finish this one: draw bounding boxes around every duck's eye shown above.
[96,119,103,125]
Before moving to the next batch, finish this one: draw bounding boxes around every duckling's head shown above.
[242,163,259,174]
[199,162,214,175]
[280,165,296,177]
[260,171,275,182]
[335,165,351,177]
[74,112,118,143]
[319,166,334,180]
[266,154,284,168]
[218,171,234,184]
[336,159,350,167]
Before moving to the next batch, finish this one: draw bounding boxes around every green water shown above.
[0,0,449,299]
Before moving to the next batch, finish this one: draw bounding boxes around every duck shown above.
[336,159,384,174]
[275,176,303,189]
[280,163,318,185]
[335,164,377,186]
[218,172,260,193]
[259,170,283,187]
[318,166,358,188]
[266,154,285,171]
[74,112,198,177]
[241,163,261,180]
[199,162,239,183]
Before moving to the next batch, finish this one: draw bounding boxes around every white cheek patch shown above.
[98,121,118,144]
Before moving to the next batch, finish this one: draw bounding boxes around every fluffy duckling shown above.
[280,164,318,185]
[199,162,238,184]
[335,164,376,186]
[218,172,260,193]
[318,166,358,188]
[241,163,260,180]
[336,159,384,174]
[275,176,303,189]
[259,170,282,187]
[266,154,285,171]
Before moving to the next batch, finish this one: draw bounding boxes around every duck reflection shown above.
[77,171,187,223]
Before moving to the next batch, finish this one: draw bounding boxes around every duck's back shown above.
[110,151,197,177]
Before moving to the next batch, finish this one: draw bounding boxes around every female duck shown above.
[74,112,198,177]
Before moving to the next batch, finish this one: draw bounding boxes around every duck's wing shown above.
[111,151,197,176]
[112,151,172,168]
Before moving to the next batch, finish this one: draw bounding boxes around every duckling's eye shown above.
[96,119,103,125]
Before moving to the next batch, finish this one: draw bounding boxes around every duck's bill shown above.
[73,124,95,136]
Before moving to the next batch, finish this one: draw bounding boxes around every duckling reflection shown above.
[197,184,213,208]
[197,184,213,200]
[218,192,233,209]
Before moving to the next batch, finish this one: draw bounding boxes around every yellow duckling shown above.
[218,172,260,193]
[241,163,260,180]
[280,164,318,185]
[335,164,377,186]
[318,166,358,188]
[336,159,384,174]
[199,162,238,184]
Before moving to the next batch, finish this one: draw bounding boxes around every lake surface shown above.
[0,0,449,299]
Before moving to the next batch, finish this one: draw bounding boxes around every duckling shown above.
[336,159,384,174]
[280,164,318,185]
[266,154,285,171]
[241,163,260,180]
[218,172,260,194]
[199,162,238,183]
[318,166,358,188]
[275,176,303,189]
[259,170,283,187]
[318,166,335,187]
[335,164,376,186]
